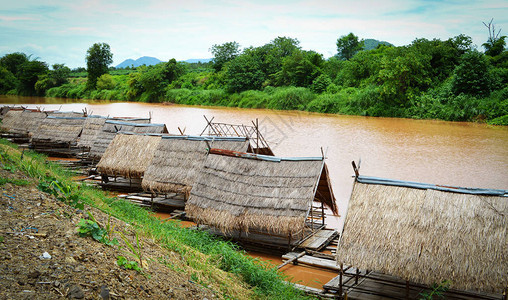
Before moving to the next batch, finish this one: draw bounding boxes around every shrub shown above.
[267,87,315,110]
[96,74,116,90]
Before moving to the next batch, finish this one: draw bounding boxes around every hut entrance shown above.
[200,116,274,156]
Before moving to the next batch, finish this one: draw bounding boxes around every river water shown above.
[2,95,507,231]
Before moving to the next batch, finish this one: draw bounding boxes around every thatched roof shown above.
[77,116,107,149]
[96,133,162,178]
[0,110,24,133]
[336,175,508,293]
[141,136,250,196]
[89,120,167,159]
[186,149,337,236]
[31,116,86,143]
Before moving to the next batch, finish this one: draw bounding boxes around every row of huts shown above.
[1,106,506,297]
[96,132,337,246]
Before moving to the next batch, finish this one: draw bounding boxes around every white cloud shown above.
[0,0,506,67]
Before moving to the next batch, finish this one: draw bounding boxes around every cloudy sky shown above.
[1,0,507,68]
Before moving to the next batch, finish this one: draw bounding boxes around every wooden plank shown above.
[299,229,338,251]
[282,252,340,271]
[277,251,305,269]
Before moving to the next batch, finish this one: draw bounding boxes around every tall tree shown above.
[0,52,28,75]
[86,43,113,90]
[17,60,49,96]
[336,33,364,60]
[482,18,506,57]
[210,42,240,72]
[452,50,492,97]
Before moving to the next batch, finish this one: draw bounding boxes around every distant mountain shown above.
[184,58,212,63]
[116,56,212,68]
[364,39,394,50]
[116,56,162,68]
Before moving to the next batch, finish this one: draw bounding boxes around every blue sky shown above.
[1,0,507,68]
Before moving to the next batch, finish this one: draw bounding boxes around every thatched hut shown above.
[142,136,250,197]
[78,116,152,150]
[89,120,167,160]
[96,133,162,178]
[336,174,508,294]
[31,116,86,144]
[186,149,337,239]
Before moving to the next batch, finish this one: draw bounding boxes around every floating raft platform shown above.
[118,192,186,213]
[323,269,502,300]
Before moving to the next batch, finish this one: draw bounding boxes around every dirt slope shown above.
[0,169,216,299]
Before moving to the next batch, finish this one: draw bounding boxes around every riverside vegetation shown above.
[1,26,507,125]
[0,139,309,299]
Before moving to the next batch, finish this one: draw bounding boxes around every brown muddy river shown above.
[2,95,508,232]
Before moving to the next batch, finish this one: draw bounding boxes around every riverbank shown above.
[0,139,307,299]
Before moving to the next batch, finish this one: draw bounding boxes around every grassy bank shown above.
[0,139,308,299]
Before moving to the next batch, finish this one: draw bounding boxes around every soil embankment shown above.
[0,168,215,299]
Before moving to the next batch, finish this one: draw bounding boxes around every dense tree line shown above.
[1,25,507,125]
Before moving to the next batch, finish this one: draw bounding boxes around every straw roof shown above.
[186,149,337,236]
[96,133,162,178]
[0,106,13,119]
[141,136,250,196]
[31,116,86,143]
[23,110,48,135]
[77,116,107,149]
[336,175,508,293]
[0,110,24,133]
[89,120,167,159]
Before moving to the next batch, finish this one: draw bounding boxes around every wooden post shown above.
[151,193,154,209]
[405,280,409,299]
[287,232,292,252]
[355,268,359,284]
[321,200,325,226]
[351,161,359,178]
[310,203,314,232]
[339,263,343,298]
[255,118,259,154]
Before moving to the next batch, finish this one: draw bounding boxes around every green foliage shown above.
[17,60,49,96]
[86,43,113,90]
[275,50,323,88]
[77,212,118,246]
[210,41,241,72]
[0,66,18,94]
[0,177,30,186]
[38,178,84,209]
[96,74,116,90]
[117,256,143,273]
[488,114,508,125]
[267,86,315,110]
[452,50,493,97]
[0,52,28,75]
[336,32,364,60]
[117,230,144,269]
[378,47,432,105]
[419,280,451,299]
[225,54,265,93]
[0,236,3,243]
[311,74,332,93]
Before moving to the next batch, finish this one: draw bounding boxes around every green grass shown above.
[0,177,30,186]
[0,139,308,299]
